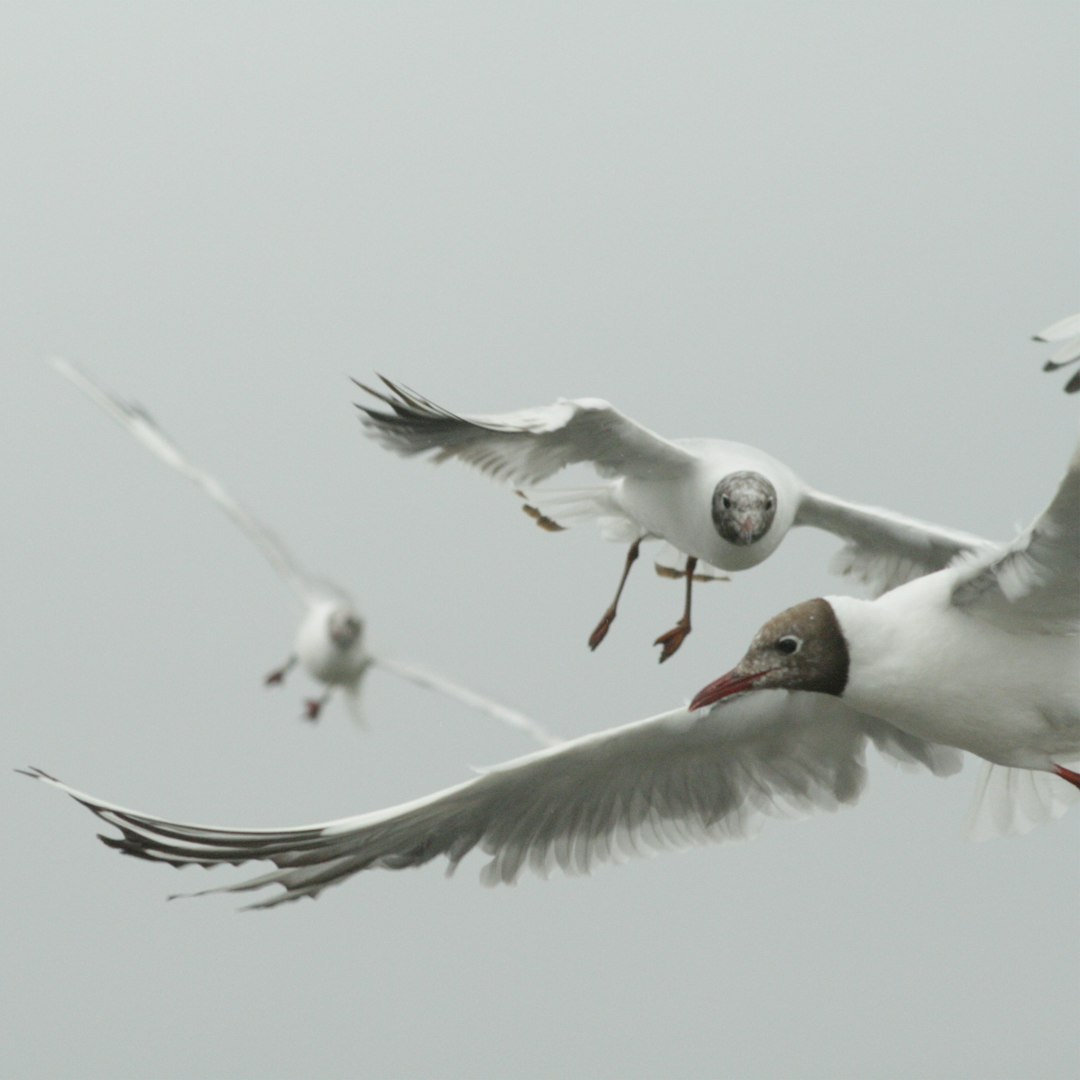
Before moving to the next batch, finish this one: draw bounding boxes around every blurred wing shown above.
[1034,313,1080,343]
[52,358,314,604]
[354,376,694,484]
[22,692,954,910]
[795,489,990,596]
[950,437,1080,634]
[1034,314,1080,393]
[371,655,563,747]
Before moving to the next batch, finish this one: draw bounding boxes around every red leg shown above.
[265,655,298,686]
[1054,764,1080,790]
[304,692,331,722]
[588,538,643,651]
[654,556,698,663]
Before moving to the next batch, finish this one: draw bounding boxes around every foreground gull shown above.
[356,379,989,660]
[22,438,1078,908]
[1034,313,1080,393]
[51,359,558,745]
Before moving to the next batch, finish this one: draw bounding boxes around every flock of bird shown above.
[23,318,1079,909]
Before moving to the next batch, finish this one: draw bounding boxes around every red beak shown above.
[689,668,772,711]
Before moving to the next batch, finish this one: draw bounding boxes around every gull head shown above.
[689,598,850,710]
[327,609,364,650]
[711,471,778,546]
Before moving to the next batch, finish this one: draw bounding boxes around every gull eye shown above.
[721,495,732,510]
[764,498,774,511]
[776,635,802,656]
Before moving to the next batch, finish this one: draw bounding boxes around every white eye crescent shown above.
[776,635,802,656]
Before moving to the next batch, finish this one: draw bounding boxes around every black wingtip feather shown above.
[16,765,60,782]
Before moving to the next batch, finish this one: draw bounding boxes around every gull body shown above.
[833,578,1077,771]
[23,435,1077,907]
[50,358,558,744]
[356,380,990,658]
[295,602,368,688]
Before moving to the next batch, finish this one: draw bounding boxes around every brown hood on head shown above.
[690,598,850,710]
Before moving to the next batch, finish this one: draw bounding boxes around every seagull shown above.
[355,378,990,660]
[50,359,560,746]
[689,434,1080,839]
[22,436,1077,908]
[1034,313,1080,393]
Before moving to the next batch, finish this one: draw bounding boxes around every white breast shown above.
[616,439,804,571]
[295,602,368,685]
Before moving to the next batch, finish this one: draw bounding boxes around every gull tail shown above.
[965,763,1080,841]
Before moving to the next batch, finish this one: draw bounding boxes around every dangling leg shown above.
[303,689,333,722]
[1054,764,1080,790]
[588,538,643,650]
[264,654,298,686]
[654,556,697,663]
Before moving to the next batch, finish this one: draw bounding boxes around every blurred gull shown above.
[50,359,558,745]
[355,378,990,660]
[1034,313,1080,393]
[22,436,1078,908]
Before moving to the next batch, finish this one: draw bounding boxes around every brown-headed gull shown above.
[1034,313,1080,393]
[21,437,1077,908]
[355,378,990,660]
[50,359,559,746]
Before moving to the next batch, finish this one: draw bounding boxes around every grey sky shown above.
[4,4,1078,1079]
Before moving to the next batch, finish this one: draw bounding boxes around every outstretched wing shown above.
[22,692,957,909]
[370,656,563,747]
[950,437,1080,634]
[795,489,990,596]
[51,358,314,604]
[354,376,695,485]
